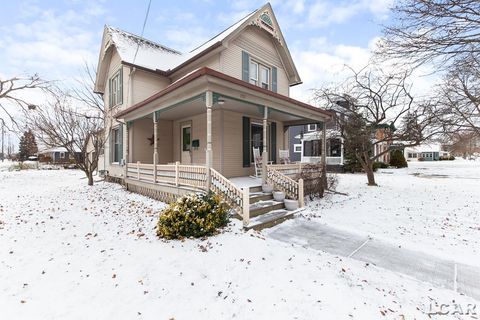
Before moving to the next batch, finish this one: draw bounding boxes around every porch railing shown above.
[266,164,304,207]
[126,162,250,225]
[126,162,207,189]
[326,156,343,165]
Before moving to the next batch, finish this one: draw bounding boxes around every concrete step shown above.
[249,191,273,204]
[245,208,304,231]
[249,200,285,218]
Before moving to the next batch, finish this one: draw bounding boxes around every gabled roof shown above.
[95,3,302,93]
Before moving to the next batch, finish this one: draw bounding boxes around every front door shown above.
[181,124,192,164]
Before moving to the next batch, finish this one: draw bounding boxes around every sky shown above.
[1,0,421,146]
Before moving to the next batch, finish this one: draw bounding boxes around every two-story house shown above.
[93,3,332,228]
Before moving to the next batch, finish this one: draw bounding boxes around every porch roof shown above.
[115,67,333,121]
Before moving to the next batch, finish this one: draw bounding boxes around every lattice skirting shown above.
[126,183,178,203]
[105,175,125,185]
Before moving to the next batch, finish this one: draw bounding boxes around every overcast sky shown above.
[0,0,398,100]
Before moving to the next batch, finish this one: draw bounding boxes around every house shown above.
[404,144,450,161]
[94,3,332,228]
[288,122,344,169]
[38,147,82,164]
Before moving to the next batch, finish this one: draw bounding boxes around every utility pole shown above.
[0,118,4,162]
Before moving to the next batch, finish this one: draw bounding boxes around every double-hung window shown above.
[109,69,123,107]
[249,60,270,89]
[112,128,120,163]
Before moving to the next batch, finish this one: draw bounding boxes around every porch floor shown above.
[229,176,262,189]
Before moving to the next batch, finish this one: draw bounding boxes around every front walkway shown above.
[265,218,480,301]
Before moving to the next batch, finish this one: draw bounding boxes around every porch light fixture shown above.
[217,97,226,105]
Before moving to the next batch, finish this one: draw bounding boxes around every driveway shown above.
[265,218,480,301]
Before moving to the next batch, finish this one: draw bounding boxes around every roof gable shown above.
[94,3,301,92]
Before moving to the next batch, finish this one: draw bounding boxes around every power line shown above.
[133,0,152,64]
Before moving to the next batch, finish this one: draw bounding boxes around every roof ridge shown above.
[106,25,182,55]
[188,7,259,53]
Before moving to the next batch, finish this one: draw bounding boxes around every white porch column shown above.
[153,113,158,182]
[322,122,327,165]
[205,91,213,191]
[262,106,269,185]
[124,122,129,179]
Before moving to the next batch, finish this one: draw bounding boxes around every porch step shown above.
[245,208,305,231]
[249,191,273,204]
[249,200,285,218]
[249,186,263,193]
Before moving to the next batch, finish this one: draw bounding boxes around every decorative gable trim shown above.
[251,10,282,45]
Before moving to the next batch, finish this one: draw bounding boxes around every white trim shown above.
[307,124,317,132]
[293,144,302,153]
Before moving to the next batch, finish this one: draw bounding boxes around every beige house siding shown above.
[157,120,174,164]
[131,69,171,105]
[171,54,221,83]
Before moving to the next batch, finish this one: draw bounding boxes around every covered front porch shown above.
[116,68,331,226]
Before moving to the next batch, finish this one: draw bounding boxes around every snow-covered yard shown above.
[307,160,480,266]
[0,165,478,319]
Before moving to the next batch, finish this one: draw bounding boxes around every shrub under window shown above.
[156,192,229,240]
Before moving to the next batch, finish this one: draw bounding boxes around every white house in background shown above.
[294,129,344,166]
[93,3,332,228]
[404,144,450,161]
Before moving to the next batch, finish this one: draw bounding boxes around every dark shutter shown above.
[270,122,277,164]
[272,66,277,92]
[242,51,250,82]
[118,124,123,163]
[119,68,123,105]
[242,116,250,167]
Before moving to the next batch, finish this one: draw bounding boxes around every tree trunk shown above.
[365,161,377,186]
[87,170,94,186]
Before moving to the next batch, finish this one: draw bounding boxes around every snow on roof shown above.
[404,143,445,153]
[107,26,184,72]
[106,8,258,73]
[295,129,341,141]
[40,147,81,153]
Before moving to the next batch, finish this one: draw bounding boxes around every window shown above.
[182,126,191,152]
[249,61,258,85]
[112,127,120,163]
[260,65,269,89]
[303,140,321,157]
[109,70,123,107]
[307,124,317,132]
[251,123,263,160]
[249,60,270,89]
[329,138,341,156]
[294,144,302,153]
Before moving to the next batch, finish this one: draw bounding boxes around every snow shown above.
[107,8,257,73]
[305,159,480,266]
[1,168,478,319]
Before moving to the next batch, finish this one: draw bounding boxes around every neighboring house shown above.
[288,122,344,169]
[404,144,450,161]
[38,147,82,164]
[93,3,332,227]
[372,126,393,164]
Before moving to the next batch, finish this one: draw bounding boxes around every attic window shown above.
[260,12,274,31]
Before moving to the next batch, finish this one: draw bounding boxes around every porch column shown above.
[153,113,158,182]
[322,121,327,165]
[124,122,129,179]
[205,91,213,191]
[262,106,269,184]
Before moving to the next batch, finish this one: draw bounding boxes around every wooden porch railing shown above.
[126,162,207,188]
[126,162,250,225]
[266,164,304,207]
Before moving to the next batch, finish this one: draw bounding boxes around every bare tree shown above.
[377,0,480,68]
[0,74,51,129]
[30,92,104,185]
[316,66,438,186]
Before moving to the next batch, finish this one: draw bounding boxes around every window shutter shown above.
[242,116,250,167]
[108,78,112,108]
[271,122,277,164]
[118,124,123,163]
[119,68,123,105]
[272,66,277,92]
[242,51,250,82]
